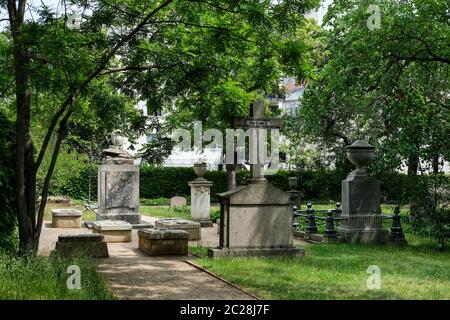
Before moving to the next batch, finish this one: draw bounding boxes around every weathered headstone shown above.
[51,209,82,228]
[188,162,213,227]
[155,218,201,240]
[208,99,304,258]
[338,140,389,243]
[97,147,141,224]
[170,196,187,208]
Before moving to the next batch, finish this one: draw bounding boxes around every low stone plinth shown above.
[54,234,109,258]
[208,247,305,259]
[155,218,201,240]
[51,209,82,228]
[138,229,188,256]
[92,220,132,243]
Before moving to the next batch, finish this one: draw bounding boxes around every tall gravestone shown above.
[188,162,214,227]
[97,147,141,224]
[338,140,389,243]
[208,99,304,258]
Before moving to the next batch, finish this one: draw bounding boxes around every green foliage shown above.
[48,164,98,201]
[287,0,450,180]
[0,110,17,252]
[0,252,113,300]
[52,164,422,203]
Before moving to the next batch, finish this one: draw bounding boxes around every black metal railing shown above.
[292,203,406,244]
[293,202,345,242]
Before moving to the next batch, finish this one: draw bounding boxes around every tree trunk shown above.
[13,33,36,255]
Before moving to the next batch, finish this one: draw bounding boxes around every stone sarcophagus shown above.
[97,148,140,224]
[208,181,304,258]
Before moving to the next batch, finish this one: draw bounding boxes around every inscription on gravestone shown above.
[105,172,135,209]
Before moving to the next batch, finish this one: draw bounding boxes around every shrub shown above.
[51,164,419,205]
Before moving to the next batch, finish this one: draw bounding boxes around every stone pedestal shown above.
[54,234,109,258]
[338,141,389,244]
[188,179,213,227]
[208,181,304,258]
[92,220,132,243]
[97,159,140,224]
[155,218,201,240]
[51,209,82,228]
[138,229,188,256]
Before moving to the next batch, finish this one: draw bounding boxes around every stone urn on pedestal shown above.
[188,162,213,227]
[338,140,389,244]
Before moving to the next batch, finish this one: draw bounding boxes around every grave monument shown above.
[97,134,140,224]
[188,162,214,227]
[208,99,304,258]
[338,140,389,243]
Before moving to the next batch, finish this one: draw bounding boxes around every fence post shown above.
[389,205,407,245]
[323,210,338,243]
[305,202,318,236]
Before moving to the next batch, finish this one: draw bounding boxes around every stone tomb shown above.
[208,99,304,258]
[138,229,188,256]
[92,220,132,243]
[51,209,82,228]
[209,182,304,258]
[170,196,187,208]
[155,218,201,240]
[54,234,109,258]
[97,148,141,224]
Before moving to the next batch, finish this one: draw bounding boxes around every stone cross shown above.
[232,99,282,184]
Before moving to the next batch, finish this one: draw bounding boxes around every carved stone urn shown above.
[345,140,375,174]
[193,162,207,180]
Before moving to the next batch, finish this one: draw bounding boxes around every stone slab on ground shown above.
[92,220,132,243]
[155,218,201,241]
[138,229,188,256]
[54,233,109,258]
[51,208,82,228]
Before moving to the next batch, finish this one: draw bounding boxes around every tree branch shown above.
[34,0,174,173]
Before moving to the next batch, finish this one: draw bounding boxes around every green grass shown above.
[192,241,450,300]
[140,205,221,221]
[189,202,450,299]
[0,252,114,300]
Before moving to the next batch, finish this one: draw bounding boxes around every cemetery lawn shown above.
[140,205,221,221]
[0,252,114,299]
[191,238,450,300]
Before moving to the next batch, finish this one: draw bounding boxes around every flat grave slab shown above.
[155,218,201,240]
[138,229,188,256]
[51,209,82,228]
[92,220,132,243]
